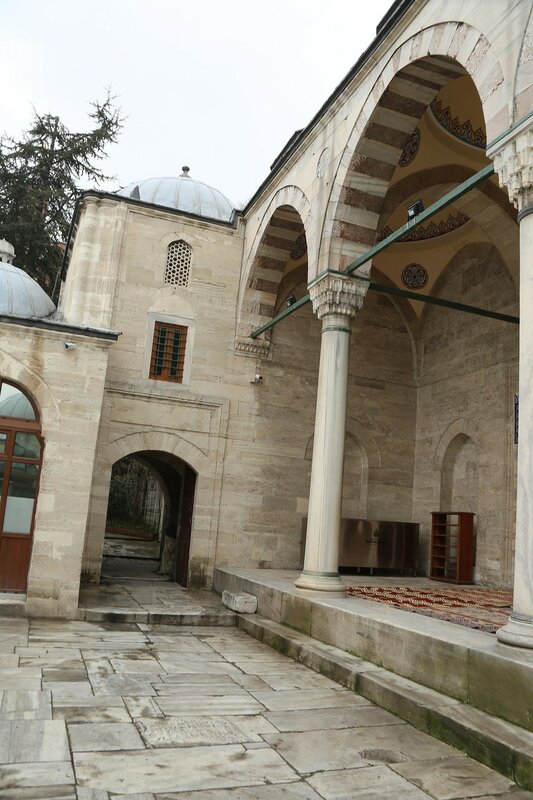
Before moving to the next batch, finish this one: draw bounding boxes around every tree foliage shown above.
[0,93,122,290]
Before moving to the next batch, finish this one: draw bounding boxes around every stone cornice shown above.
[488,118,533,212]
[234,336,271,359]
[308,271,367,320]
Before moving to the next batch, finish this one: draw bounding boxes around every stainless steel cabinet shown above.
[300,518,419,574]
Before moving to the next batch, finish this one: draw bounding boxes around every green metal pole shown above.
[251,163,496,339]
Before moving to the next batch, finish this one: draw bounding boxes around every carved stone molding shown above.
[308,271,367,321]
[488,122,533,211]
[234,336,270,359]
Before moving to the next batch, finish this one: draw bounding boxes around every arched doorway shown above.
[103,450,196,586]
[0,379,43,592]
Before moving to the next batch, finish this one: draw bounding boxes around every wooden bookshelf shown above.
[430,512,475,584]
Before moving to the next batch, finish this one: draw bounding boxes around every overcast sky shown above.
[2,0,394,207]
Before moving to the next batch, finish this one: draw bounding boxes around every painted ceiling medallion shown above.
[290,233,307,260]
[379,211,469,243]
[399,127,420,167]
[401,263,428,290]
[430,99,486,148]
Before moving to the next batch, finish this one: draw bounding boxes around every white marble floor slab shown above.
[154,694,264,716]
[264,724,456,773]
[68,721,145,752]
[307,765,433,799]
[0,719,69,762]
[265,704,402,731]
[74,744,298,793]
[0,689,52,720]
[249,687,366,711]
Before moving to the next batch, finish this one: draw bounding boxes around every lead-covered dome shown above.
[117,166,235,221]
[0,261,56,319]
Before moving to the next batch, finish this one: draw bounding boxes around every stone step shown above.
[0,594,26,618]
[77,607,237,626]
[237,613,533,792]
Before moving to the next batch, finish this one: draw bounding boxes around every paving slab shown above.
[391,756,518,799]
[307,765,433,799]
[0,719,69,762]
[249,687,366,711]
[0,760,74,789]
[74,745,299,794]
[135,716,254,747]
[265,704,402,732]
[155,783,323,799]
[154,694,264,716]
[68,722,145,752]
[0,689,52,720]
[264,723,457,773]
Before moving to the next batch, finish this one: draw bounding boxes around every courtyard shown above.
[0,607,532,799]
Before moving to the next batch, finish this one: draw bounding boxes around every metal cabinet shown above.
[300,518,419,574]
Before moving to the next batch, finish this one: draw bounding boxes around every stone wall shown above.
[0,321,111,617]
[413,245,518,584]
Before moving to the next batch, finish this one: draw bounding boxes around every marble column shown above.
[488,121,533,647]
[295,270,367,592]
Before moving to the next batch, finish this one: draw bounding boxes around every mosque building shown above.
[1,0,533,657]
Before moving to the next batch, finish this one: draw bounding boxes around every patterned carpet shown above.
[345,586,513,633]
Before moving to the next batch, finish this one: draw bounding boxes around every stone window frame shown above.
[144,312,195,387]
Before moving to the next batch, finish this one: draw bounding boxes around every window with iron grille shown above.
[165,240,192,286]
[149,322,188,382]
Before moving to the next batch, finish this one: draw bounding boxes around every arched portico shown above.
[296,23,519,595]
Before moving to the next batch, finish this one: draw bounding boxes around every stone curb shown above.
[237,613,533,791]
[76,608,238,626]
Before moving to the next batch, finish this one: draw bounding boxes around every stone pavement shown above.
[0,616,532,799]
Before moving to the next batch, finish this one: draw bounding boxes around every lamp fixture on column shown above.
[286,294,297,307]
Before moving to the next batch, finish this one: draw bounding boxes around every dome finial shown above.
[181,166,190,177]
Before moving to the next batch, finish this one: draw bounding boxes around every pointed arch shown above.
[319,23,506,277]
[236,186,311,354]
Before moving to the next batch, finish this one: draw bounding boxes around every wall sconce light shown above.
[286,295,297,308]
[407,199,424,221]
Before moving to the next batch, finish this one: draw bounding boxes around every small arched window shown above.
[165,240,192,286]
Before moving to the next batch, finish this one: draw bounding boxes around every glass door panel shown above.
[3,463,39,534]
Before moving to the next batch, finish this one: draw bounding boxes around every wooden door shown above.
[0,428,42,592]
[0,380,42,593]
[174,467,196,587]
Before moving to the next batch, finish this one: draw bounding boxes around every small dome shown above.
[0,261,56,319]
[117,167,235,222]
[0,239,15,264]
[0,391,34,420]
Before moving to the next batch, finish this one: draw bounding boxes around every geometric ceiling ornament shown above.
[379,211,469,243]
[401,263,429,290]
[290,233,307,260]
[430,99,486,149]
[399,127,421,167]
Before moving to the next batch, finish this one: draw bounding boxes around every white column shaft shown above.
[295,270,367,592]
[301,318,350,583]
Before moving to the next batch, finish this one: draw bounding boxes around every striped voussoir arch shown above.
[331,55,467,270]
[237,203,307,349]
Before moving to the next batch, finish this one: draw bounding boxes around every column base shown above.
[496,615,533,648]
[294,570,346,593]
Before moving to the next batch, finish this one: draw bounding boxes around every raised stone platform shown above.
[214,568,533,736]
